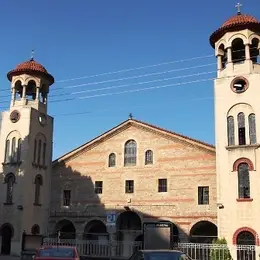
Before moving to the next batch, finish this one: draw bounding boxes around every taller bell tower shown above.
[210,6,260,248]
[0,58,54,256]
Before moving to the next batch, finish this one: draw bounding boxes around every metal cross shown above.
[235,3,242,14]
[31,49,35,60]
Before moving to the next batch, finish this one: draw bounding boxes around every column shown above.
[217,55,222,70]
[245,44,250,60]
[36,87,40,100]
[11,88,15,106]
[22,85,26,99]
[227,48,232,63]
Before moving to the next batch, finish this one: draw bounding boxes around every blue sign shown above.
[106,212,116,226]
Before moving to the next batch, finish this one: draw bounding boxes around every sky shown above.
[0,0,259,160]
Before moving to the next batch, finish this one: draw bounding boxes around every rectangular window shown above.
[158,178,167,192]
[95,181,103,194]
[63,190,71,206]
[198,186,209,205]
[125,180,134,193]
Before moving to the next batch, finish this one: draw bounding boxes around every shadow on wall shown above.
[0,134,35,255]
[49,162,218,246]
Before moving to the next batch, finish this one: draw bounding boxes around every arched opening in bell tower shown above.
[14,80,23,100]
[26,80,37,101]
[232,38,246,64]
[218,44,227,69]
[250,38,260,63]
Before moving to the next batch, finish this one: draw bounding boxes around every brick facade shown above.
[49,119,217,242]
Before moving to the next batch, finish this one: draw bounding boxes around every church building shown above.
[0,6,259,258]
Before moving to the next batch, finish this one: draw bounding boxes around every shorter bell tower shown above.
[0,57,55,256]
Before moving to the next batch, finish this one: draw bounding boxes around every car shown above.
[33,245,80,260]
[129,249,193,260]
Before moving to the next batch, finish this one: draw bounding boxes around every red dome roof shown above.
[210,13,260,48]
[7,59,54,85]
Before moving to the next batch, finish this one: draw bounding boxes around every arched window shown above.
[145,150,153,165]
[108,153,116,167]
[33,138,37,163]
[238,112,246,145]
[248,113,257,144]
[4,139,10,163]
[34,134,47,167]
[42,142,46,166]
[34,175,43,205]
[31,224,40,235]
[250,38,260,64]
[124,140,137,166]
[4,131,22,165]
[4,173,15,204]
[11,137,16,162]
[37,140,42,165]
[232,38,245,64]
[227,116,235,146]
[17,138,22,162]
[238,163,250,199]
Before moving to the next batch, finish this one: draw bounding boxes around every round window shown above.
[231,77,249,93]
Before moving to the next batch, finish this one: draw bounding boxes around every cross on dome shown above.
[235,2,242,14]
[31,49,35,61]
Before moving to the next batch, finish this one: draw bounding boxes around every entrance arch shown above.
[84,220,108,240]
[190,221,217,243]
[116,210,142,242]
[0,223,14,255]
[235,229,256,260]
[116,211,142,231]
[54,219,76,239]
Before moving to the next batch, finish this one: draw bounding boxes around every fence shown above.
[43,238,257,260]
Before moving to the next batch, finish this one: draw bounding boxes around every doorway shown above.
[0,224,13,255]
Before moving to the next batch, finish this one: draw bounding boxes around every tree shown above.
[210,238,232,260]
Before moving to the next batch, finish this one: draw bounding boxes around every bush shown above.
[210,238,232,260]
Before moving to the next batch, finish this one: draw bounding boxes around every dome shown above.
[209,13,260,48]
[7,58,54,85]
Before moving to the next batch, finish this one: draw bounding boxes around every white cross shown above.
[235,3,242,14]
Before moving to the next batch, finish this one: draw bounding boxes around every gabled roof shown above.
[53,118,215,166]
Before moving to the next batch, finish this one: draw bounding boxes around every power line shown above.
[0,77,214,110]
[54,46,258,83]
[55,54,214,83]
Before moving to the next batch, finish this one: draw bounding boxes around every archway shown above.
[54,219,76,239]
[116,211,142,231]
[0,223,14,255]
[190,221,217,243]
[84,220,108,241]
[116,211,142,243]
[236,231,256,260]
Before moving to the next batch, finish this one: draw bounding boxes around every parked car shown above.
[129,250,193,260]
[33,245,80,260]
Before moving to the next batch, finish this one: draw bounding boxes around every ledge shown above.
[226,144,260,151]
[32,163,47,170]
[2,161,22,166]
[236,198,253,202]
[33,203,42,207]
[3,202,13,206]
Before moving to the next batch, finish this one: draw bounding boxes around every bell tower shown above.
[210,5,260,248]
[0,57,54,256]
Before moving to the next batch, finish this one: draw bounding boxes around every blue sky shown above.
[0,0,259,159]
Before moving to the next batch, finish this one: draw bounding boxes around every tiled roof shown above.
[209,13,260,48]
[7,59,54,84]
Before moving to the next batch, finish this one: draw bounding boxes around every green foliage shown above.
[210,238,232,260]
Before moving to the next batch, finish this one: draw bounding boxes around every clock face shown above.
[39,114,47,126]
[10,110,20,123]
